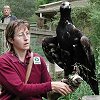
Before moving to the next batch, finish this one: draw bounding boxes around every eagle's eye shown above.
[62,2,65,6]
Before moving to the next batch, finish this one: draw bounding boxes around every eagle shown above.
[42,1,99,95]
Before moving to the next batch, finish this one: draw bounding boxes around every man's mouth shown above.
[24,43,29,45]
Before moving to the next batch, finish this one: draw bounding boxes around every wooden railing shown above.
[30,26,56,36]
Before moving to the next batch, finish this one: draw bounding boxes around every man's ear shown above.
[9,9,11,13]
[8,38,13,44]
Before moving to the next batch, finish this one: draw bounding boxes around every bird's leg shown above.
[72,63,80,75]
[61,73,83,91]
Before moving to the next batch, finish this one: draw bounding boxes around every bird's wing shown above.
[73,29,99,94]
[42,36,68,69]
[73,28,95,69]
[80,37,99,94]
[42,36,57,64]
[80,35,96,70]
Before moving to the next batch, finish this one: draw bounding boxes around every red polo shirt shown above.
[0,51,52,100]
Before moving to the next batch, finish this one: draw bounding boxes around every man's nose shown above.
[23,34,28,40]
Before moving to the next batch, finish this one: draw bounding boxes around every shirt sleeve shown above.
[0,59,52,97]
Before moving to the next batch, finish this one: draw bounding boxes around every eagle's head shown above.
[60,1,71,14]
[60,1,72,23]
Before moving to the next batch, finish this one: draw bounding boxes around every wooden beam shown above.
[0,23,55,36]
[35,0,89,17]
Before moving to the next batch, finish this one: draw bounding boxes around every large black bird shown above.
[42,1,99,95]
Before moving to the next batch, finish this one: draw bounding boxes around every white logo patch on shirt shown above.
[33,57,41,64]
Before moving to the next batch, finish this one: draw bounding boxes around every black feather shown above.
[42,1,99,95]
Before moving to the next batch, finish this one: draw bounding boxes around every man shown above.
[1,5,17,24]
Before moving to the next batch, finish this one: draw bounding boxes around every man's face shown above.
[3,8,11,17]
[11,24,31,52]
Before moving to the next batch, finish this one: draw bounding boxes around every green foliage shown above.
[46,12,60,30]
[47,0,60,3]
[90,0,100,4]
[28,14,38,23]
[89,0,100,79]
[30,35,45,57]
[5,0,36,20]
[0,0,5,9]
[71,7,91,31]
[35,0,48,5]
[89,6,100,37]
[0,11,3,18]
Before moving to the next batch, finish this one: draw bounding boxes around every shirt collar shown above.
[7,50,31,63]
[4,14,11,18]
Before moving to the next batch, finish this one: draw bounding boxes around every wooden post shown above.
[49,63,56,80]
[0,23,7,53]
[0,30,6,53]
[2,30,7,52]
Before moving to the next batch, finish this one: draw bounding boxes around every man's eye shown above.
[18,33,23,36]
[26,33,30,35]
